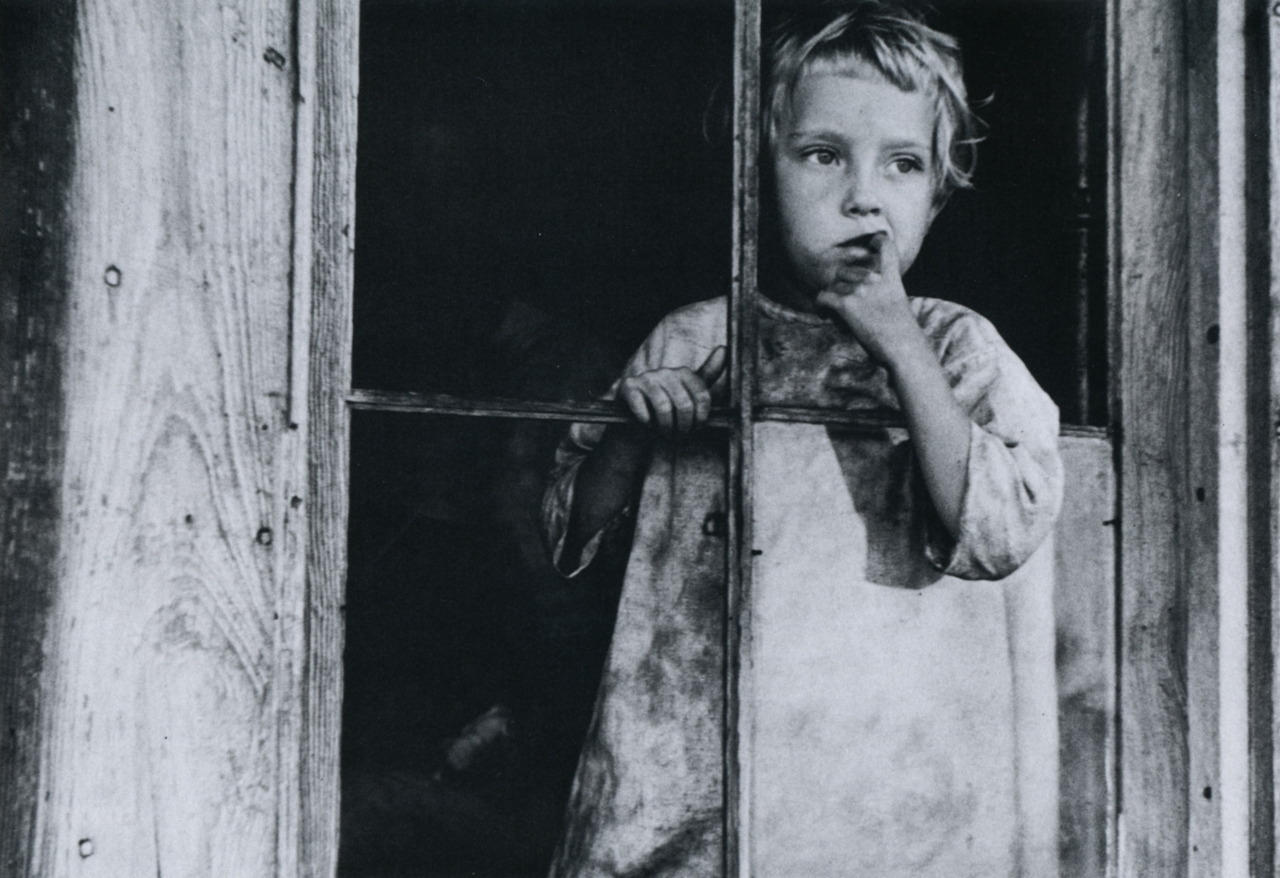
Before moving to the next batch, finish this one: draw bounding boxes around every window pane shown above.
[341,411,618,875]
[341,409,730,876]
[354,0,734,403]
[741,3,1109,876]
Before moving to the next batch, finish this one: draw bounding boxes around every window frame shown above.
[299,0,1279,875]
[299,0,358,870]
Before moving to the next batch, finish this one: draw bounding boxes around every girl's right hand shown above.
[617,346,728,438]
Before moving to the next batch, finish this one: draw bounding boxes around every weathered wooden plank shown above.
[1116,0,1263,874]
[1055,435,1116,878]
[1201,2,1253,876]
[30,0,300,874]
[276,0,320,871]
[299,0,358,874]
[1263,0,1280,872]
[1184,0,1225,872]
[0,3,77,876]
[1114,0,1191,874]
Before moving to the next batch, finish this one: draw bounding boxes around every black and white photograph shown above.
[0,0,1275,876]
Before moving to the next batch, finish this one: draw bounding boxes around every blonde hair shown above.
[764,1,981,203]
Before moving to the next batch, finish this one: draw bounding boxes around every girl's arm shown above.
[559,423,651,570]
[874,332,971,536]
[822,235,1062,577]
[560,347,728,570]
[817,237,969,535]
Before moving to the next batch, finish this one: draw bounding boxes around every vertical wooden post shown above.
[12,0,346,873]
[1184,0,1226,872]
[299,0,358,875]
[1114,0,1191,868]
[1115,0,1265,875]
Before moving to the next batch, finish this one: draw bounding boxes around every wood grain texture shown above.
[0,3,77,875]
[1264,4,1280,872]
[299,0,358,874]
[1184,0,1224,872]
[1256,0,1280,871]
[1055,435,1116,878]
[1114,0,1191,875]
[30,0,302,874]
[1115,1,1264,875]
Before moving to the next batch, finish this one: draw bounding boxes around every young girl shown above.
[542,3,1064,875]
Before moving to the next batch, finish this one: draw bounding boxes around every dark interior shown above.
[341,2,1106,875]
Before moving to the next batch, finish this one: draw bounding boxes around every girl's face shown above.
[770,66,939,302]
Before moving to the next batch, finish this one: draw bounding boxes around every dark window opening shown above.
[343,2,732,875]
[341,411,628,875]
[352,0,735,403]
[912,0,1109,428]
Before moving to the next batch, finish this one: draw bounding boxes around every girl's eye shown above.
[803,148,839,166]
[891,156,925,174]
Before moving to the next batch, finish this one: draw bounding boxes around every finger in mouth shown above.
[836,231,886,267]
[834,264,876,286]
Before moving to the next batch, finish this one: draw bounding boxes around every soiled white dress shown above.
[543,295,1064,878]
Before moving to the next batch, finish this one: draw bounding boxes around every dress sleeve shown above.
[540,300,724,578]
[541,420,628,578]
[921,322,1065,581]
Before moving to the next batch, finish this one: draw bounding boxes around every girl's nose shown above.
[842,168,883,217]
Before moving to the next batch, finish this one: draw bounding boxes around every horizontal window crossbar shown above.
[346,388,1107,439]
[347,388,645,424]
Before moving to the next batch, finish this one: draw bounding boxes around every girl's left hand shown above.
[815,232,924,367]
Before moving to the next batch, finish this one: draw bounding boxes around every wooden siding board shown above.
[1184,0,1224,873]
[31,0,301,874]
[1115,0,1264,873]
[1115,0,1191,875]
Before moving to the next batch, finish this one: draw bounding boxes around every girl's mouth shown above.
[839,249,877,268]
[835,231,888,269]
[828,232,887,286]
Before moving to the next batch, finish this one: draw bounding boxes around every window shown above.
[342,3,734,874]
[336,1,1110,875]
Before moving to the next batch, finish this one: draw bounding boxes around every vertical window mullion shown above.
[305,0,358,873]
[725,0,760,875]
